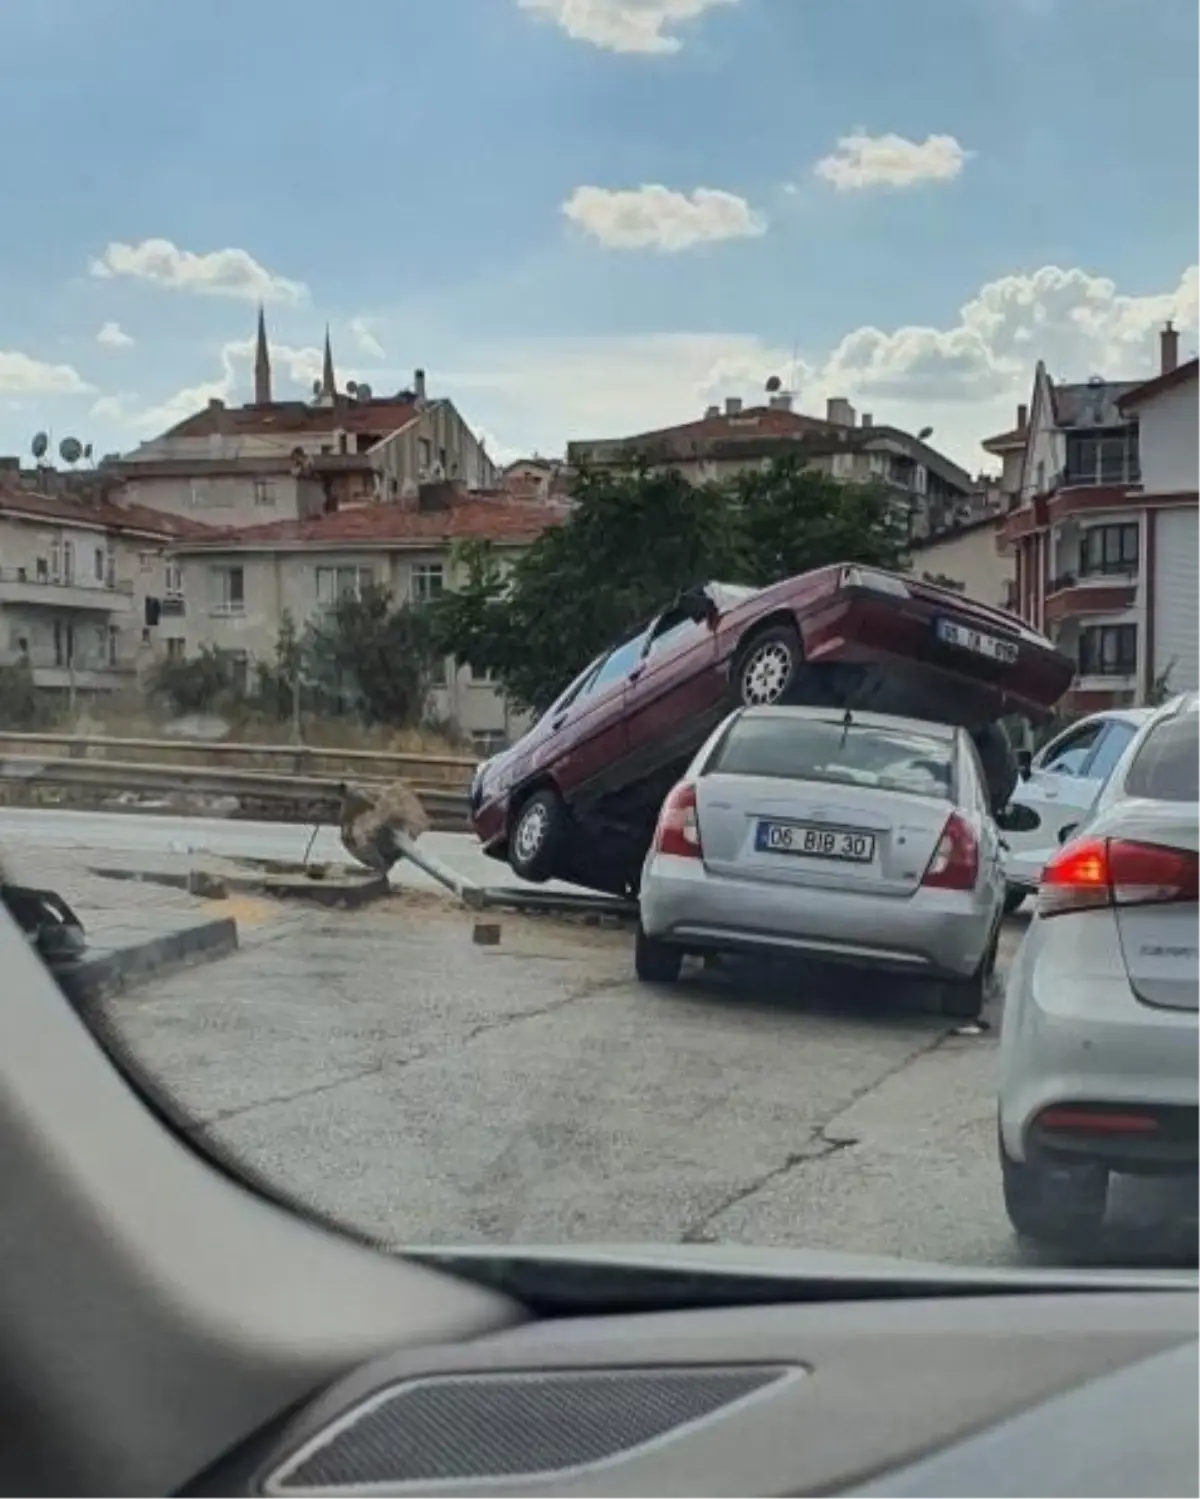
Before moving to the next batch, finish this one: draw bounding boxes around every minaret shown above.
[253,304,272,404]
[319,325,337,403]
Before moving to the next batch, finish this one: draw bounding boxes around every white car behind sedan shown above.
[998,692,1199,1246]
[636,706,1008,1021]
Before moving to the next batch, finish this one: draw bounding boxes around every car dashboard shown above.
[187,1277,1197,1497]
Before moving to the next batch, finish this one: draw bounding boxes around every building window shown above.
[107,625,119,667]
[428,655,448,687]
[253,479,276,507]
[468,662,495,684]
[1080,522,1139,577]
[165,560,183,595]
[315,565,373,605]
[1079,623,1137,677]
[414,564,444,603]
[411,563,444,603]
[94,547,105,582]
[1064,428,1140,487]
[419,437,432,471]
[166,637,186,661]
[209,565,245,614]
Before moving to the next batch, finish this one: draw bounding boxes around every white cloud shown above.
[89,394,134,422]
[814,131,970,192]
[518,0,737,54]
[89,237,308,304]
[562,184,765,250]
[82,260,1197,472]
[0,350,93,394]
[350,315,385,358]
[442,261,1198,470]
[120,334,361,438]
[96,320,134,348]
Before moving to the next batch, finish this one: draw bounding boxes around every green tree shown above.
[148,645,237,714]
[433,459,909,713]
[0,658,54,730]
[303,582,438,726]
[253,610,306,721]
[729,458,908,583]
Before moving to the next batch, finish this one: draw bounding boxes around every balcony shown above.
[1043,569,1139,625]
[0,567,134,614]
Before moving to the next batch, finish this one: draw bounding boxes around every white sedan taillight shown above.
[654,783,703,859]
[1038,837,1199,917]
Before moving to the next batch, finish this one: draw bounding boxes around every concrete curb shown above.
[55,916,239,1005]
[88,863,390,909]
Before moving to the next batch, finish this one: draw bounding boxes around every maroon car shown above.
[470,564,1074,895]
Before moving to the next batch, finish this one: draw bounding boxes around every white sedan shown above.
[998,693,1198,1246]
[1003,708,1154,906]
[636,706,1008,1021]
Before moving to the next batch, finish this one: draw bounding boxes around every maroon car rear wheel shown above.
[733,624,802,708]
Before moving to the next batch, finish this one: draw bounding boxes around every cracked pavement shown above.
[99,891,1056,1264]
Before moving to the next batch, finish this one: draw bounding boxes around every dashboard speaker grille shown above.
[267,1365,795,1491]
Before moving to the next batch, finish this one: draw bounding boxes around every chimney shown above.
[1017,402,1028,431]
[704,404,720,419]
[826,397,856,427]
[725,396,743,416]
[414,368,427,401]
[861,412,873,428]
[1160,321,1179,375]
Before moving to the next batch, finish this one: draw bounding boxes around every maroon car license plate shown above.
[935,617,1019,664]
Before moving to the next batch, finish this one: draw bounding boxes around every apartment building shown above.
[905,500,1015,612]
[167,487,565,750]
[0,474,208,694]
[997,325,1198,710]
[112,313,501,528]
[566,392,979,540]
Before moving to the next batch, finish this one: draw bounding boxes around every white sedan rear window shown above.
[710,716,955,800]
[1124,713,1198,802]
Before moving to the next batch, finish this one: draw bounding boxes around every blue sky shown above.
[0,0,1196,470]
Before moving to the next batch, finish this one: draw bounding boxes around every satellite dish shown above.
[765,374,782,393]
[917,426,934,442]
[31,431,49,460]
[346,380,358,395]
[59,436,83,465]
[356,382,372,401]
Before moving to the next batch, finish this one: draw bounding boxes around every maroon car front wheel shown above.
[509,788,566,883]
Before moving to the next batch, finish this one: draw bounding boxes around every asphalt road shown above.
[5,807,1193,1270]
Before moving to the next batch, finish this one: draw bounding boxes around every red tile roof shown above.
[1117,357,1200,411]
[981,426,1026,453]
[174,497,566,551]
[160,396,421,441]
[610,404,831,447]
[0,482,214,539]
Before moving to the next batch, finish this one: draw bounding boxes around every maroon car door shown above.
[620,609,723,776]
[547,629,648,801]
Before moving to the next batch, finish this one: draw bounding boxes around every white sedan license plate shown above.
[756,822,876,862]
[936,617,1018,663]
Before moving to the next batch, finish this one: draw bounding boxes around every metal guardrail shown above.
[0,754,472,831]
[0,731,477,789]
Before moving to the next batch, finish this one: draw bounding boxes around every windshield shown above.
[2,0,1195,1286]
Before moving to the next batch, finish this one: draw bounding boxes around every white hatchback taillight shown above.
[1038,837,1199,917]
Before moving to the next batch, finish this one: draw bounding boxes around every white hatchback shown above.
[998,693,1198,1245]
